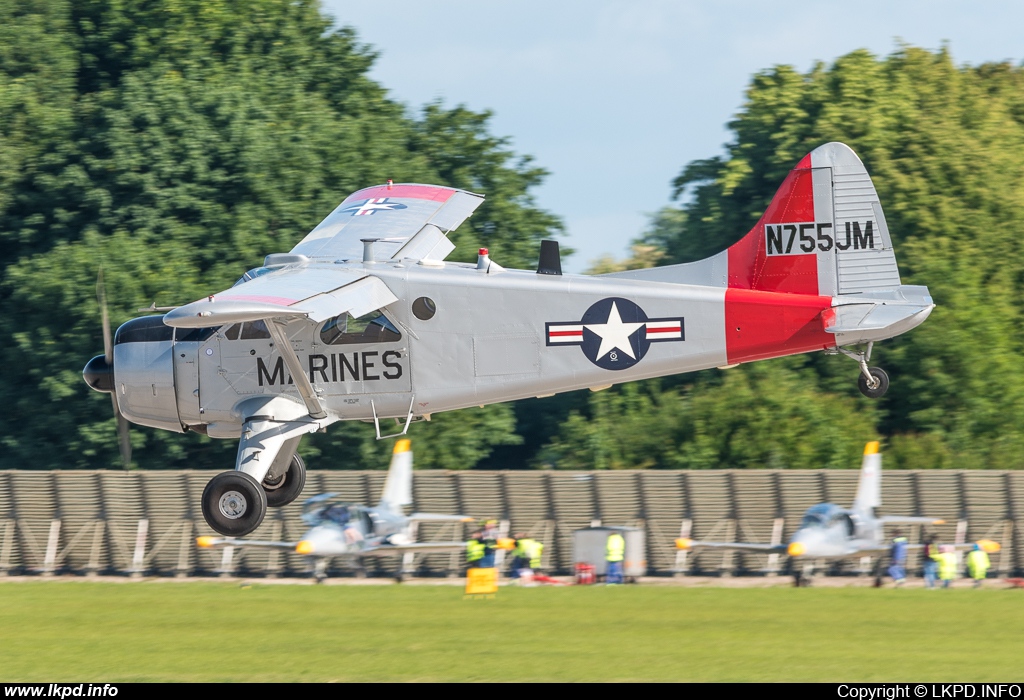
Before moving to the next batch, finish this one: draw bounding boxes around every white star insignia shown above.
[585,302,644,360]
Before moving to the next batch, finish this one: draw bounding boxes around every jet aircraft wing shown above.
[407,513,475,523]
[879,516,946,526]
[197,536,296,550]
[358,541,468,558]
[676,538,787,554]
[289,183,484,262]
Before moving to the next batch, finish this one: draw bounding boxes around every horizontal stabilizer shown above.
[824,300,934,341]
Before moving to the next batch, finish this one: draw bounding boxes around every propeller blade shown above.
[115,403,133,469]
[97,269,113,365]
[98,269,132,469]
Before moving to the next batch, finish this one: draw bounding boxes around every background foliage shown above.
[2,2,1021,470]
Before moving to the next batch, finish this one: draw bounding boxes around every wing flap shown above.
[164,267,399,328]
[295,276,399,323]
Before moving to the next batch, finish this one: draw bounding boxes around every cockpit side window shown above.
[320,310,401,345]
[239,320,271,340]
[223,321,271,340]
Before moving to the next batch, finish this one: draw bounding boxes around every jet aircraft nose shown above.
[83,354,114,393]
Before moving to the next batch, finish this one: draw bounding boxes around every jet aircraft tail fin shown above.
[378,439,413,513]
[852,441,882,515]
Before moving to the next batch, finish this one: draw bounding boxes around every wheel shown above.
[201,471,268,537]
[857,366,889,399]
[263,453,306,508]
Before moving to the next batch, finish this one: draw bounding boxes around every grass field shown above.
[1,581,1022,682]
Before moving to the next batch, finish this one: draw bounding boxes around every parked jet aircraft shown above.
[83,142,935,536]
[676,441,1000,585]
[197,439,471,581]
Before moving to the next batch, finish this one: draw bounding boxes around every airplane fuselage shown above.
[112,260,850,439]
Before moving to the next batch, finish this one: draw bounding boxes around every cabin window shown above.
[412,297,437,320]
[320,310,401,345]
[175,326,218,343]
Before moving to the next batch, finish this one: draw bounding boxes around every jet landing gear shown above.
[262,453,306,508]
[201,472,268,537]
[836,342,889,399]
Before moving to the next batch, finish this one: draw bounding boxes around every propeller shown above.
[96,269,133,469]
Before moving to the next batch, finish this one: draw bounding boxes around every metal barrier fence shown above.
[0,469,1019,578]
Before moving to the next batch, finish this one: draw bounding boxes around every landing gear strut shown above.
[201,471,268,537]
[837,342,889,399]
[262,453,306,508]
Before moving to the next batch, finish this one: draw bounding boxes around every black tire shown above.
[263,453,306,508]
[857,366,889,399]
[201,471,268,537]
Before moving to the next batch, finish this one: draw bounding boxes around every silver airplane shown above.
[197,439,472,581]
[676,441,1000,585]
[83,142,935,536]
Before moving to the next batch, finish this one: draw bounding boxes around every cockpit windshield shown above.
[300,495,363,528]
[800,503,840,529]
[233,267,274,287]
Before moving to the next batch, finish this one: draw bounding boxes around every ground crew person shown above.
[466,532,486,569]
[510,534,544,579]
[937,544,958,588]
[966,544,990,588]
[605,531,625,584]
[477,520,498,567]
[888,530,909,586]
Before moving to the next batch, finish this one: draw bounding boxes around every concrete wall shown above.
[0,469,1019,578]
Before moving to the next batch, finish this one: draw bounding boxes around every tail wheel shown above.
[202,471,267,537]
[263,453,306,508]
[858,366,889,399]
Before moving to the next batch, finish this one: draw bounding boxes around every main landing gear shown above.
[201,471,268,537]
[262,453,306,508]
[201,453,308,536]
[835,342,889,399]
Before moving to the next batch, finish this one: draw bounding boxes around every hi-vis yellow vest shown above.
[606,533,625,563]
[466,540,485,563]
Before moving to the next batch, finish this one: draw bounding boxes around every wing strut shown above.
[266,320,327,419]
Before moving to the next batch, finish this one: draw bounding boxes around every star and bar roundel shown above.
[546,297,685,371]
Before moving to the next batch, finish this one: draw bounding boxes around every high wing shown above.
[290,183,483,262]
[163,183,483,331]
[676,538,787,554]
[358,541,468,558]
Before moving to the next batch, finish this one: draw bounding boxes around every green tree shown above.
[622,45,1024,469]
